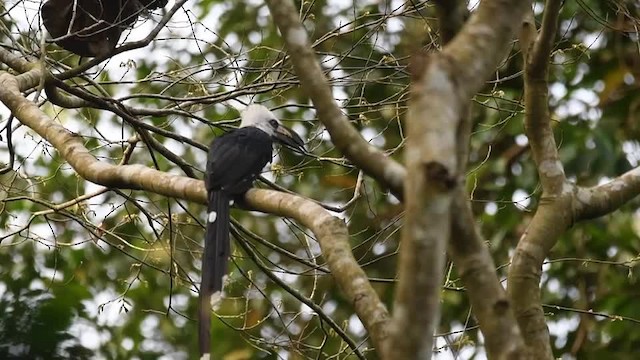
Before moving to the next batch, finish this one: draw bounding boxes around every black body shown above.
[199,127,273,355]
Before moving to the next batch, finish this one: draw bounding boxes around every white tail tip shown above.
[207,211,217,223]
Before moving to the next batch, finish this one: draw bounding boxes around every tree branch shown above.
[449,190,530,358]
[0,69,390,356]
[390,51,459,360]
[265,0,406,200]
[389,0,532,358]
[508,1,565,358]
[575,167,640,220]
[432,0,468,45]
[242,189,391,355]
[431,3,530,358]
[523,0,565,195]
[508,196,571,359]
[440,0,533,102]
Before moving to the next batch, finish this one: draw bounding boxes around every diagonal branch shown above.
[265,0,406,200]
[449,190,530,358]
[243,189,391,354]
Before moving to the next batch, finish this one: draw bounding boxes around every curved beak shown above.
[273,124,306,154]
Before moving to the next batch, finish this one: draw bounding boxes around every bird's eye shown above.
[269,119,279,128]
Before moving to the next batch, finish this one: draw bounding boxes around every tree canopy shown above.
[1,0,640,359]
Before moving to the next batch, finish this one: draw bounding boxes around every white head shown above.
[239,104,306,153]
[240,104,280,136]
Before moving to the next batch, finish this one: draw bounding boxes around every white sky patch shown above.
[332,86,349,106]
[511,162,523,176]
[485,202,498,216]
[433,325,482,359]
[68,320,102,350]
[573,88,599,106]
[273,269,298,284]
[37,265,65,283]
[546,278,562,294]
[267,251,281,265]
[515,134,529,146]
[287,27,308,47]
[29,278,46,291]
[373,242,386,255]
[533,1,545,15]
[593,80,605,92]
[207,211,217,223]
[347,314,366,337]
[548,316,580,349]
[598,176,612,186]
[122,337,134,351]
[322,300,337,315]
[570,63,590,86]
[319,128,332,142]
[560,19,579,35]
[163,294,189,313]
[299,302,314,318]
[83,289,129,327]
[567,286,580,301]
[248,30,262,45]
[582,31,606,50]
[321,54,340,70]
[512,189,531,210]
[325,0,353,15]
[291,122,308,140]
[387,192,400,205]
[549,82,567,100]
[624,72,635,85]
[273,217,295,245]
[140,314,160,336]
[386,17,403,33]
[360,127,386,147]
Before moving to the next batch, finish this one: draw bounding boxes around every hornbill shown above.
[199,104,305,358]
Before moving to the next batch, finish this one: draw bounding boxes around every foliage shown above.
[0,0,639,359]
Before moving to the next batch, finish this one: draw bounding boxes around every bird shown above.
[199,104,305,359]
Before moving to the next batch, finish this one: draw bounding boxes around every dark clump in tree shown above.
[41,0,168,57]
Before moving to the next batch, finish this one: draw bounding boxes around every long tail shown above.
[199,191,230,358]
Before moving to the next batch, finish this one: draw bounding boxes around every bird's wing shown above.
[205,127,273,194]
